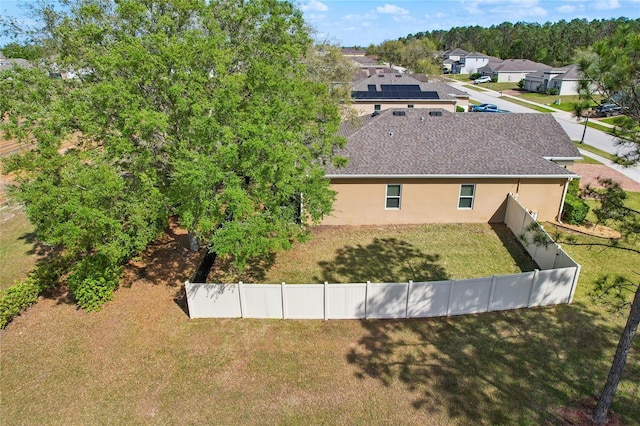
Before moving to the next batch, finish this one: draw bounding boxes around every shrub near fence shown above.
[186,194,580,320]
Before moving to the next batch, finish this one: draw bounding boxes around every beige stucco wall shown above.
[353,101,458,116]
[321,177,568,226]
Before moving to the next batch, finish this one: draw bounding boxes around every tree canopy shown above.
[401,18,640,66]
[1,0,347,309]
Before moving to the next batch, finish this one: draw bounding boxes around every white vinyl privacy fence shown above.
[186,194,580,320]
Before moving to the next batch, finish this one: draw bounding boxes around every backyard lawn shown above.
[1,211,639,425]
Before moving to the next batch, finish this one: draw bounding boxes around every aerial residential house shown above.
[478,59,551,83]
[441,48,468,73]
[351,73,470,115]
[322,109,580,226]
[522,64,582,95]
[451,51,493,75]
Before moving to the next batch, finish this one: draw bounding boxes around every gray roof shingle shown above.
[328,109,579,177]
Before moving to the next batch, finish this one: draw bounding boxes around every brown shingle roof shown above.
[328,109,579,177]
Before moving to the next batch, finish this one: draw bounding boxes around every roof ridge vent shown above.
[429,110,443,117]
[392,111,406,116]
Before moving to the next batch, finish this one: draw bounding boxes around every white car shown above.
[474,76,492,84]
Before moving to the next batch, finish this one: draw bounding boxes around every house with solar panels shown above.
[351,73,470,115]
[322,108,581,226]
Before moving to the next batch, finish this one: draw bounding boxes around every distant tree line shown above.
[396,18,639,66]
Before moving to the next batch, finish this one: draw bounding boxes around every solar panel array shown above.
[352,84,440,100]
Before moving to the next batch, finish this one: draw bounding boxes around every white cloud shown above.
[593,0,620,9]
[556,5,576,13]
[300,0,328,12]
[376,4,409,15]
[343,12,377,22]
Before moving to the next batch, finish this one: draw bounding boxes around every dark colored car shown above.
[593,103,622,117]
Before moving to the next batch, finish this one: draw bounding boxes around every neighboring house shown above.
[451,51,492,75]
[351,73,470,115]
[523,64,582,95]
[0,57,30,71]
[478,59,551,83]
[349,56,395,81]
[441,48,468,73]
[341,47,366,57]
[322,108,580,226]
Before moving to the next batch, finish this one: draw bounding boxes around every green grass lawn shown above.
[573,141,617,162]
[0,206,43,290]
[1,211,639,425]
[502,96,556,113]
[209,223,536,285]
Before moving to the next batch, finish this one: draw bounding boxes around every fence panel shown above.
[186,283,241,318]
[530,267,577,306]
[448,277,493,315]
[242,284,283,318]
[326,283,367,319]
[366,283,408,319]
[285,284,325,319]
[407,281,451,317]
[490,272,535,311]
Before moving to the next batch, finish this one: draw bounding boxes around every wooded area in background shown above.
[398,18,640,66]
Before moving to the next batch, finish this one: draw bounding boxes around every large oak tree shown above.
[1,0,346,309]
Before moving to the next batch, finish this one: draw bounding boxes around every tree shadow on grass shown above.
[489,223,538,272]
[314,237,449,284]
[346,303,638,424]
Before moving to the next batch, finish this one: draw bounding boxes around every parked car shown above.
[593,103,622,117]
[474,76,492,84]
[471,103,510,113]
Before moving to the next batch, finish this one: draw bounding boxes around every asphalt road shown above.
[447,80,640,184]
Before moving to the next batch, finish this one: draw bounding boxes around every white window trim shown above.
[385,184,402,210]
[458,184,475,209]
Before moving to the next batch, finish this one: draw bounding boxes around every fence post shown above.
[281,282,287,319]
[405,281,412,319]
[527,270,538,308]
[446,279,455,316]
[238,281,245,318]
[487,275,496,312]
[553,245,561,269]
[568,265,581,304]
[323,282,329,320]
[364,281,370,319]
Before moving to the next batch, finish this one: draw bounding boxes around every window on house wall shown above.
[458,184,475,209]
[407,104,414,108]
[386,184,401,209]
[374,104,381,111]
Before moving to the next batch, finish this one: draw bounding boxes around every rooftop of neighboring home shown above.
[443,48,469,58]
[341,47,366,56]
[328,108,580,177]
[480,58,551,73]
[351,73,468,101]
[0,51,30,70]
[526,64,581,81]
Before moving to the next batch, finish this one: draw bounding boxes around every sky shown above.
[298,0,640,46]
[2,0,640,47]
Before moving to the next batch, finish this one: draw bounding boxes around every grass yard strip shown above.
[573,141,618,162]
[502,96,556,113]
